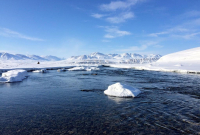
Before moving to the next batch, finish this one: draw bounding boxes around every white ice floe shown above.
[104,83,141,98]
[0,70,28,83]
[57,68,66,72]
[86,67,100,71]
[32,69,48,73]
[68,66,100,71]
[67,66,86,71]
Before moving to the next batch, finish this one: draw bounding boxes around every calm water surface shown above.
[0,67,200,135]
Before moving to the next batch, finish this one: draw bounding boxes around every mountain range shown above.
[0,52,162,64]
[67,52,162,61]
[0,52,64,61]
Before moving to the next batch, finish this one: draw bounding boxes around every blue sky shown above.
[0,0,200,58]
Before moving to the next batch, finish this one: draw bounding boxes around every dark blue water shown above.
[0,67,200,135]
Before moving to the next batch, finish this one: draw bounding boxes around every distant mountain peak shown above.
[67,52,162,63]
[0,52,64,61]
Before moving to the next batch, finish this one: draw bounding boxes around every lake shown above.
[0,67,200,134]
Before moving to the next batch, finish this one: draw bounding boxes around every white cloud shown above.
[149,24,200,39]
[149,32,168,37]
[101,26,131,38]
[172,32,200,39]
[149,27,189,37]
[116,41,160,52]
[92,0,144,24]
[106,12,134,23]
[0,28,44,41]
[100,0,139,11]
[92,0,144,40]
[149,11,200,40]
[91,13,106,19]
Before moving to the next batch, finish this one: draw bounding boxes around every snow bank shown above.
[68,66,100,71]
[157,47,200,63]
[152,47,200,71]
[104,83,141,98]
[32,69,48,73]
[108,47,200,74]
[144,47,200,73]
[0,59,76,70]
[0,70,28,83]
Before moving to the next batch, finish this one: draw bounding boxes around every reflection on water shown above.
[0,68,200,135]
[107,96,134,104]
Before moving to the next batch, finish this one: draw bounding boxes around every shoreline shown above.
[107,64,200,74]
[1,62,200,75]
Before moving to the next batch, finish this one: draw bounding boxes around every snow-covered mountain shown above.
[67,52,162,64]
[41,55,64,61]
[0,52,64,61]
[26,55,47,61]
[68,52,162,60]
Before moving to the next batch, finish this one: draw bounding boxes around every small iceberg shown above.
[68,66,100,71]
[104,83,141,98]
[0,70,28,83]
[32,69,48,73]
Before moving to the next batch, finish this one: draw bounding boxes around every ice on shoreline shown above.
[104,83,141,98]
[68,67,86,71]
[68,66,100,71]
[0,70,28,83]
[33,69,48,73]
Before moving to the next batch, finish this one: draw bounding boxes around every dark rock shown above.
[81,89,94,92]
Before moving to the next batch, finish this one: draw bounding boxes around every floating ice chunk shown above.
[68,66,87,71]
[57,68,66,72]
[104,83,141,98]
[86,68,92,71]
[33,69,48,73]
[0,70,28,83]
[86,67,100,71]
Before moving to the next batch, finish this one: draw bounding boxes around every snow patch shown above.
[68,66,100,71]
[0,70,28,83]
[104,83,141,98]
[68,67,87,71]
[33,69,48,73]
